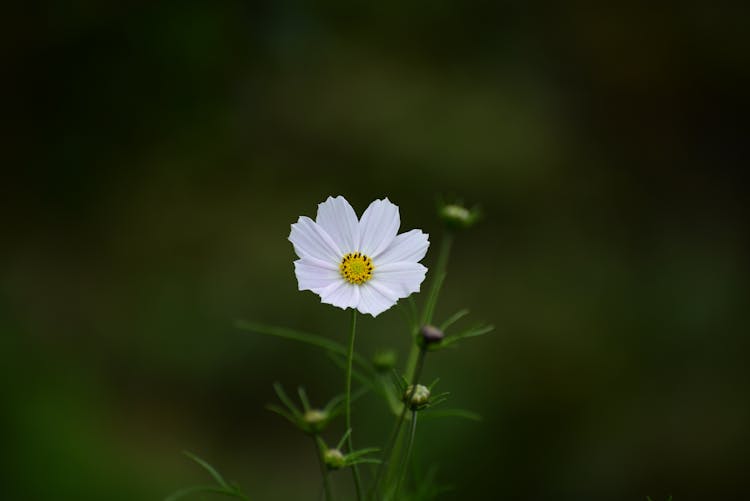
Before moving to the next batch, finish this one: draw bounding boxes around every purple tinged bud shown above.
[420,325,445,344]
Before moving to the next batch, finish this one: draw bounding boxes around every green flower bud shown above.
[439,203,479,230]
[372,349,397,372]
[324,448,346,470]
[303,409,328,433]
[403,384,431,410]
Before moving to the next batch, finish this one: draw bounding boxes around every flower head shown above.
[289,196,429,317]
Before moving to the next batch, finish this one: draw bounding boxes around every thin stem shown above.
[422,230,453,326]
[394,411,418,499]
[345,309,363,501]
[371,345,428,499]
[313,435,333,501]
[372,231,453,499]
[405,231,453,379]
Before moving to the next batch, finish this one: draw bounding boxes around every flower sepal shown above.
[392,374,450,413]
[322,429,381,471]
[267,382,346,435]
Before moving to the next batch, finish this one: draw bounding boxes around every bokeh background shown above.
[3,2,748,500]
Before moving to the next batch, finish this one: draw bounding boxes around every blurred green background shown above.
[3,1,748,500]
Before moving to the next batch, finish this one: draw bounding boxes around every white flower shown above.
[289,196,429,317]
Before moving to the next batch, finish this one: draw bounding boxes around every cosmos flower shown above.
[289,196,429,317]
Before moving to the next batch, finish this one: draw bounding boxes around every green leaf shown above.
[420,408,482,421]
[182,451,230,490]
[427,377,441,390]
[439,309,469,332]
[164,484,234,501]
[272,382,301,418]
[348,457,382,466]
[265,404,297,426]
[169,452,249,500]
[345,447,380,460]
[236,321,372,372]
[297,387,311,412]
[336,429,352,450]
[322,393,346,415]
[438,324,494,349]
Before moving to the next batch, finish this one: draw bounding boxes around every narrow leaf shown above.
[297,387,311,412]
[337,429,352,450]
[182,451,230,489]
[235,321,372,370]
[439,324,494,349]
[164,484,234,501]
[272,382,301,417]
[421,408,482,421]
[439,309,469,332]
[345,447,380,460]
[266,404,297,426]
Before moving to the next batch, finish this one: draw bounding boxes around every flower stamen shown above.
[339,252,374,285]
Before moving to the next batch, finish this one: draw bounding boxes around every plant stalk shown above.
[394,410,419,499]
[345,309,363,500]
[372,344,428,499]
[405,231,453,379]
[314,435,333,501]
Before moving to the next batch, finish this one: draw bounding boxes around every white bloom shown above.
[289,196,429,317]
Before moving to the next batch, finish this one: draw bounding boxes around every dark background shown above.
[2,2,748,500]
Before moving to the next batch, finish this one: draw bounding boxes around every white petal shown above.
[376,229,429,265]
[371,262,427,298]
[358,198,400,258]
[357,282,397,317]
[289,216,342,263]
[315,196,360,253]
[318,280,360,310]
[294,258,340,292]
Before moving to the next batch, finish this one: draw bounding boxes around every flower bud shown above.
[303,409,328,433]
[324,448,346,470]
[439,203,479,230]
[419,325,444,345]
[403,384,431,410]
[372,349,397,372]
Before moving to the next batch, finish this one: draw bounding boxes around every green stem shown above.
[405,231,453,380]
[394,411,418,499]
[314,435,333,501]
[423,230,453,326]
[372,231,453,499]
[345,309,363,501]
[372,345,428,499]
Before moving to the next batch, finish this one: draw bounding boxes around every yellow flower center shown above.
[339,252,374,285]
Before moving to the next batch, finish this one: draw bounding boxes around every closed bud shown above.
[303,409,328,433]
[419,325,444,345]
[324,448,346,470]
[439,203,479,230]
[403,384,431,410]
